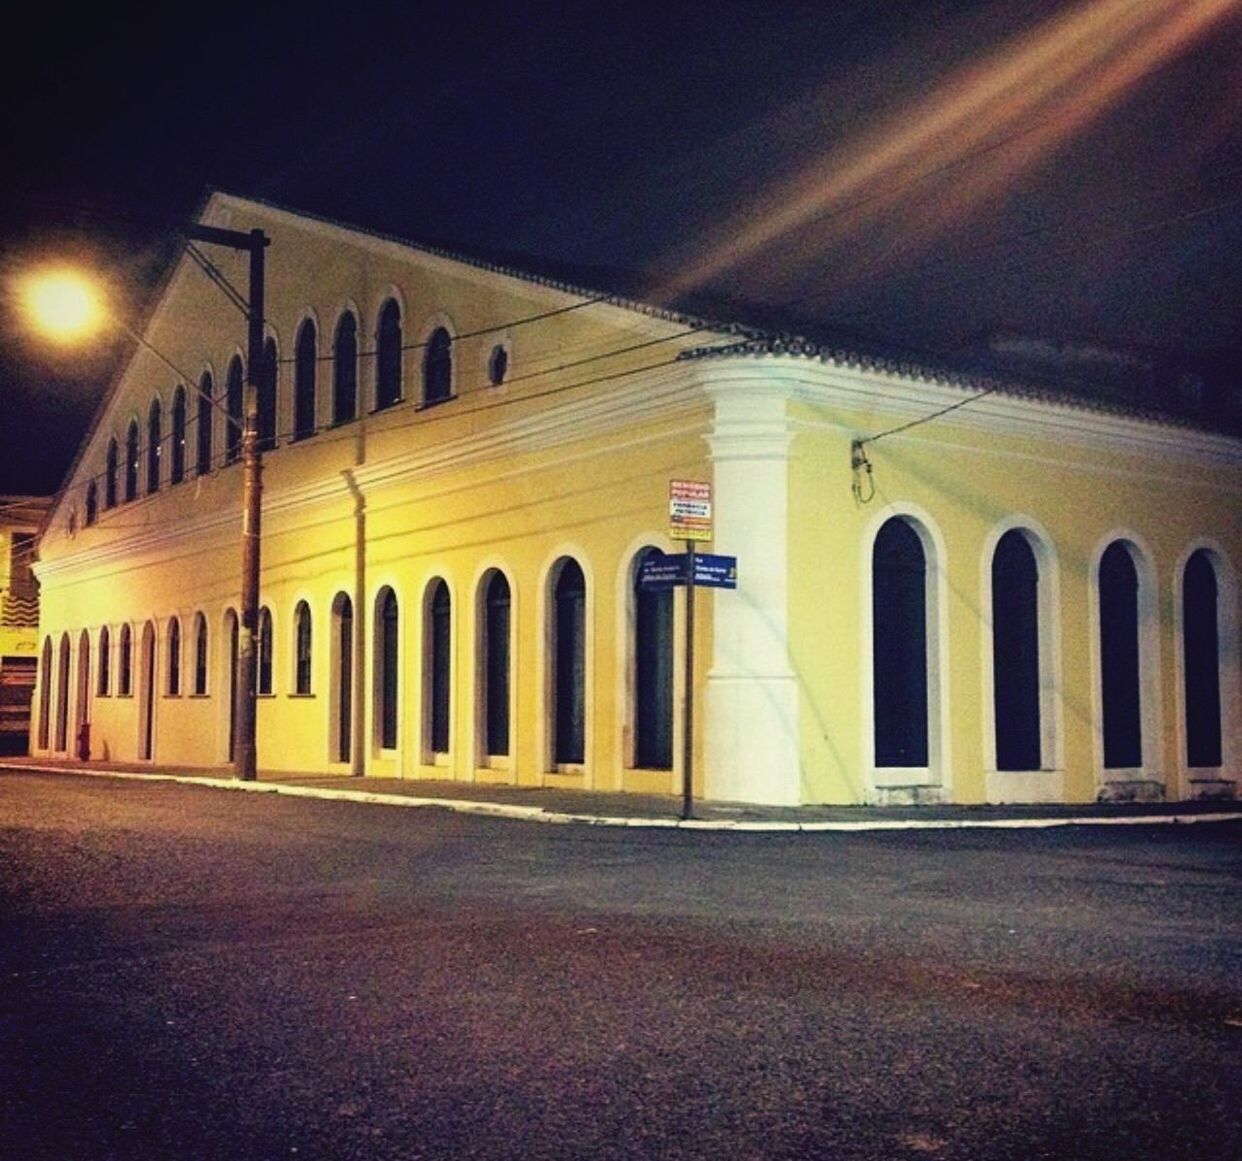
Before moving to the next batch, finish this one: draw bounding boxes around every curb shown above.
[8,763,1242,833]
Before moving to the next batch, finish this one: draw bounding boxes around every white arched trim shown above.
[1087,529,1164,798]
[859,501,952,804]
[1172,539,1239,796]
[979,515,1065,803]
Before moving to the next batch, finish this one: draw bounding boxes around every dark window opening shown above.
[171,386,187,484]
[194,614,208,696]
[634,548,673,769]
[97,626,111,696]
[428,581,450,753]
[257,607,273,695]
[1184,550,1222,768]
[872,518,929,767]
[333,313,358,424]
[376,299,402,411]
[294,321,317,440]
[105,439,118,508]
[424,327,452,405]
[226,356,244,464]
[295,601,312,695]
[334,594,353,763]
[119,624,133,696]
[168,618,181,696]
[196,373,214,476]
[553,560,586,765]
[147,399,161,494]
[258,338,278,452]
[379,589,398,749]
[484,572,511,756]
[124,421,139,501]
[488,344,508,387]
[1100,541,1143,769]
[992,530,1041,771]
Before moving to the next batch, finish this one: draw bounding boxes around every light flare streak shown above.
[655,0,1241,303]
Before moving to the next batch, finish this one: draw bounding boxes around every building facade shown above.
[2,495,51,755]
[30,194,1242,805]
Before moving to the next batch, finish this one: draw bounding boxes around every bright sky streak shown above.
[655,0,1242,303]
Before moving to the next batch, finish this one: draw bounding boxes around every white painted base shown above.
[985,769,1065,804]
[1187,777,1237,801]
[870,784,950,807]
[704,672,801,806]
[1097,778,1166,803]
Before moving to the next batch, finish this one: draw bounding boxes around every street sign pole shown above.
[682,537,696,821]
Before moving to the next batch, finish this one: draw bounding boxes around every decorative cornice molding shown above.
[691,358,1242,468]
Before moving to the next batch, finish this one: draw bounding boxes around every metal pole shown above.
[681,539,696,821]
[234,229,266,782]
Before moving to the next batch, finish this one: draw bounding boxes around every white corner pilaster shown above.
[700,368,800,806]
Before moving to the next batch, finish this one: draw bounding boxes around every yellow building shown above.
[31,193,1241,805]
[1,494,51,754]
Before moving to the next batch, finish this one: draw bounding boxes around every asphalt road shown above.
[2,771,1240,1160]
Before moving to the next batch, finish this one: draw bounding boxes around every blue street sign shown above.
[637,551,685,590]
[692,553,738,589]
[637,551,738,590]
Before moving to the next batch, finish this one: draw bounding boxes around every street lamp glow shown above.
[21,269,105,343]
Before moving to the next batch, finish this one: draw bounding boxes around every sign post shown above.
[669,480,713,821]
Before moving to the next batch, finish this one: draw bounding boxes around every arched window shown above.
[375,299,402,411]
[423,327,452,405]
[97,625,111,696]
[196,372,214,476]
[1183,550,1222,768]
[76,630,91,741]
[992,530,1041,771]
[294,319,317,440]
[193,613,208,696]
[167,616,182,696]
[873,518,928,767]
[332,593,353,763]
[226,355,244,464]
[257,606,273,695]
[376,588,399,749]
[124,421,140,501]
[633,547,673,769]
[480,571,511,758]
[170,386,187,484]
[118,624,133,696]
[333,312,358,424]
[225,610,239,761]
[85,482,98,526]
[147,398,162,493]
[104,437,119,506]
[1099,541,1142,769]
[426,580,451,754]
[259,337,278,452]
[552,559,586,765]
[294,600,312,695]
[55,634,71,751]
[37,638,52,750]
[139,621,156,760]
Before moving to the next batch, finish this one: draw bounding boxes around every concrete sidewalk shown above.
[4,756,1241,832]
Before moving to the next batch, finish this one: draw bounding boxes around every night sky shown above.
[2,0,1240,496]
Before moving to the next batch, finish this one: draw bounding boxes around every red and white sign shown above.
[670,479,712,541]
